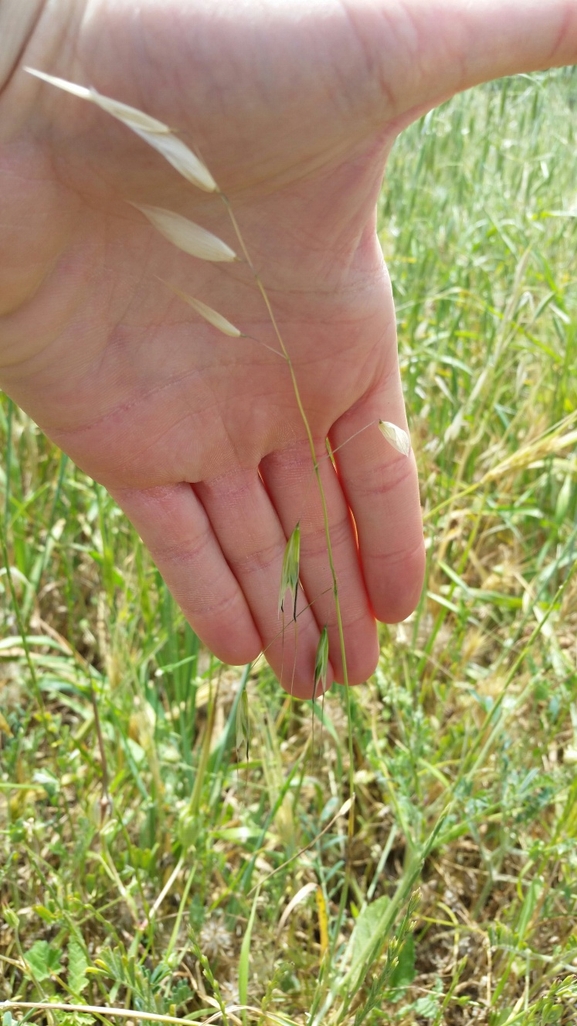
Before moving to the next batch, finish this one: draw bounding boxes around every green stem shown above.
[222,192,356,916]
[221,197,350,692]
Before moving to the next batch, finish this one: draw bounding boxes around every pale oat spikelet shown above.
[132,203,237,262]
[163,281,241,337]
[24,67,217,192]
[378,419,411,457]
[313,625,329,698]
[279,522,301,620]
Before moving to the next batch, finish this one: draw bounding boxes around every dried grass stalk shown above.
[133,204,236,262]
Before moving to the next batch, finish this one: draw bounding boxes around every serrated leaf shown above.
[68,938,89,996]
[25,939,61,982]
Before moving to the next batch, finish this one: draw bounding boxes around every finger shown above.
[261,440,380,687]
[358,1,577,127]
[330,378,425,626]
[109,482,262,666]
[195,468,332,699]
[413,0,577,93]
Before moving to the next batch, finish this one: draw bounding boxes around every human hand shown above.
[0,0,575,696]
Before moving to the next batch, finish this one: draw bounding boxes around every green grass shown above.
[2,69,577,1025]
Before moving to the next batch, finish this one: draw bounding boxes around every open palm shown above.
[0,0,574,695]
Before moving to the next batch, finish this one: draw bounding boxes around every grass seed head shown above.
[235,687,250,760]
[313,626,329,698]
[132,204,236,262]
[279,522,301,618]
[162,281,241,337]
[25,68,217,192]
[128,127,218,192]
[378,419,411,457]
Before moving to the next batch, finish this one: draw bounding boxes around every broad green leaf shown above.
[68,938,89,996]
[25,939,61,982]
[343,895,391,991]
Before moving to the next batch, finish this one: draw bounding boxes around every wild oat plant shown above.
[1,67,577,1025]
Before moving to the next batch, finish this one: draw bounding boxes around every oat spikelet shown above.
[313,626,329,699]
[163,281,241,337]
[132,203,236,262]
[378,420,411,457]
[129,130,217,193]
[236,687,250,761]
[279,523,301,620]
[25,67,217,192]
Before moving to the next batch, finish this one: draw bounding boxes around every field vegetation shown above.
[1,69,577,1024]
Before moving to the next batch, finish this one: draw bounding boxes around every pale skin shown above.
[0,0,576,697]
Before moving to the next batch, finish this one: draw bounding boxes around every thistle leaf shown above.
[67,938,89,996]
[378,420,411,457]
[279,523,301,619]
[132,204,236,262]
[163,281,241,337]
[25,68,217,192]
[313,626,329,699]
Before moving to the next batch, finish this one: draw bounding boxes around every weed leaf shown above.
[342,895,391,992]
[68,938,89,996]
[25,939,61,982]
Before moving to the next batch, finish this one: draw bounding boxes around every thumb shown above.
[360,0,577,122]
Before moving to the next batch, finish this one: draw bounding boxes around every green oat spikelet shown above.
[313,626,329,699]
[279,522,301,621]
[25,68,218,192]
[378,419,411,457]
[236,685,250,761]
